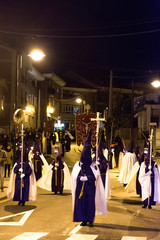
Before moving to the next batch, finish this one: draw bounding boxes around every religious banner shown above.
[44,120,54,133]
[75,113,97,146]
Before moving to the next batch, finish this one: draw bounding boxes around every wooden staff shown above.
[148,128,153,206]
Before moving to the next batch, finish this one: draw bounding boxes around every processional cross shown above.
[91,112,105,163]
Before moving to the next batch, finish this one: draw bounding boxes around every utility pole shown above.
[109,69,113,118]
[131,80,134,139]
[109,69,113,145]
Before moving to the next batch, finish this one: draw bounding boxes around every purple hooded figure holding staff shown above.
[139,142,160,209]
[71,130,107,227]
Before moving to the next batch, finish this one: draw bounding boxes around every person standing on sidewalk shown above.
[5,145,13,178]
[0,144,7,192]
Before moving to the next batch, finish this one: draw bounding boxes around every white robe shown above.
[118,152,137,184]
[118,151,125,172]
[71,161,107,215]
[105,165,111,200]
[7,162,37,201]
[138,162,160,203]
[125,161,140,193]
[37,154,71,191]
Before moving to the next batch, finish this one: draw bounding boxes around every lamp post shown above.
[75,98,87,113]
[151,80,160,88]
[15,48,45,129]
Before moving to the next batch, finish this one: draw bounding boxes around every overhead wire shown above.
[0,27,160,38]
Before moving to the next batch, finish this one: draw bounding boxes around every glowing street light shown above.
[47,105,55,118]
[151,80,160,88]
[76,98,82,104]
[28,49,46,61]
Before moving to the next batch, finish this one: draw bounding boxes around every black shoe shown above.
[60,191,63,195]
[55,192,57,194]
[80,221,87,226]
[142,204,147,208]
[88,222,93,227]
[22,201,25,206]
[148,205,152,209]
[1,188,4,192]
[18,201,22,205]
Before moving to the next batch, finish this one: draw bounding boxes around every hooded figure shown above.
[92,141,111,200]
[51,147,64,194]
[37,145,71,192]
[118,141,137,186]
[139,143,160,209]
[71,131,107,227]
[32,140,43,181]
[7,144,37,206]
[97,141,109,186]
[125,145,144,195]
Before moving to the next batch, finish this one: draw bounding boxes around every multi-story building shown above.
[60,86,97,130]
[0,42,66,137]
[134,93,160,152]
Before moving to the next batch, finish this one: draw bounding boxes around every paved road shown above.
[0,143,160,240]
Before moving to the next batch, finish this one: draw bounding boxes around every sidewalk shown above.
[0,177,10,200]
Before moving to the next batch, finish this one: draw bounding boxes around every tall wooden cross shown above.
[91,112,105,163]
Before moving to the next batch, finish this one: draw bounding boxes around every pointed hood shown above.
[33,140,41,155]
[135,145,140,156]
[53,146,63,163]
[98,140,107,163]
[98,141,103,159]
[128,141,134,153]
[80,130,92,166]
[122,139,127,153]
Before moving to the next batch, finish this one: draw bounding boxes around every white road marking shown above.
[11,232,48,240]
[121,237,147,240]
[69,225,82,235]
[0,209,34,226]
[66,234,98,240]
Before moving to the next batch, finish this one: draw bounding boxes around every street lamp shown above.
[151,80,160,88]
[28,49,46,61]
[76,98,82,104]
[47,105,55,118]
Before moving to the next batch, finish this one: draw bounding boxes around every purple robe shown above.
[74,164,96,222]
[51,156,64,193]
[13,160,32,202]
[97,141,108,188]
[33,140,43,181]
[98,160,108,188]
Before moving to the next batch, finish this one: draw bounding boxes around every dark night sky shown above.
[0,0,160,86]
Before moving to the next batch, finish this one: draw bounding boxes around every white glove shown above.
[19,168,23,173]
[148,166,151,170]
[80,176,88,181]
[147,170,152,176]
[55,167,57,170]
[55,163,59,167]
[20,173,25,178]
